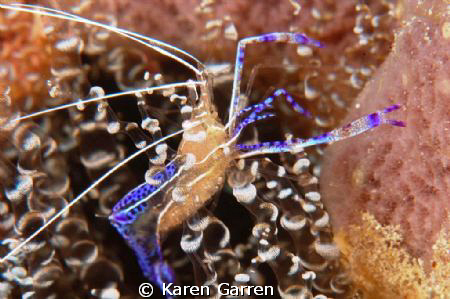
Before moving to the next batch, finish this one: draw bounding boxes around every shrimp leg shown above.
[237,104,405,157]
[228,32,323,127]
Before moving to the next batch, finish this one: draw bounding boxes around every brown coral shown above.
[335,213,449,298]
[321,0,449,262]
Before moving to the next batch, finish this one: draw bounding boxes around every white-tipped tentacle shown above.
[0,128,187,263]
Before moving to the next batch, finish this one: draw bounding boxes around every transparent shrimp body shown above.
[0,3,406,298]
[107,32,405,295]
[108,87,233,292]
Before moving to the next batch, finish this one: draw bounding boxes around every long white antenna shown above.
[0,3,205,76]
[15,81,205,121]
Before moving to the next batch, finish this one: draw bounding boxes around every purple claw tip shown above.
[294,33,325,48]
[389,120,406,127]
[383,104,401,113]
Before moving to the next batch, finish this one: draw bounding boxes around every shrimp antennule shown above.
[12,81,205,121]
[0,3,205,76]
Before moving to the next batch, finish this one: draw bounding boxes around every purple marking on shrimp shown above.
[388,119,406,127]
[313,132,331,141]
[294,33,308,44]
[237,46,245,63]
[368,113,381,128]
[261,33,277,42]
[294,33,325,48]
[383,104,401,113]
[230,33,325,129]
[109,161,179,297]
[233,89,310,136]
[237,105,404,154]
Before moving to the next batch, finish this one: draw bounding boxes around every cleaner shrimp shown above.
[0,3,406,298]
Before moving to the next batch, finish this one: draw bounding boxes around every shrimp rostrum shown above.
[0,3,405,298]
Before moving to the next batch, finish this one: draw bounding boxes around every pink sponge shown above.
[320,0,449,265]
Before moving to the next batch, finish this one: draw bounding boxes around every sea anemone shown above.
[1,0,446,298]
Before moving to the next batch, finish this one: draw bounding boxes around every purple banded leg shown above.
[235,88,311,119]
[233,113,276,137]
[237,104,405,154]
[109,162,179,297]
[112,225,175,299]
[228,32,324,129]
[249,88,310,120]
[233,88,311,136]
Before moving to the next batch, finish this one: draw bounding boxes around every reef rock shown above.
[321,0,449,297]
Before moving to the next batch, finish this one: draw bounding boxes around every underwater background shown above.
[0,0,448,298]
